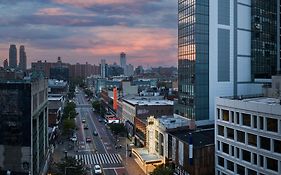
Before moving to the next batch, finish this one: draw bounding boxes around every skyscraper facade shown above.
[100,59,108,78]
[175,0,280,122]
[9,44,17,68]
[251,0,279,79]
[175,0,209,121]
[19,45,27,71]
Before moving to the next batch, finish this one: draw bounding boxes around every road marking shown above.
[103,167,125,170]
[76,153,122,165]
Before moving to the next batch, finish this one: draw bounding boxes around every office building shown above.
[175,0,280,122]
[19,45,27,71]
[215,96,281,175]
[9,44,17,68]
[0,74,48,175]
[120,52,126,70]
[215,75,281,175]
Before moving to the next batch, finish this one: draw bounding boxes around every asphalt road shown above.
[74,89,125,175]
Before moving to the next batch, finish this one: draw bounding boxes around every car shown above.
[93,164,102,174]
[78,141,86,149]
[84,124,88,129]
[86,137,92,142]
[82,118,86,123]
[70,135,77,142]
[93,131,98,136]
[98,119,102,122]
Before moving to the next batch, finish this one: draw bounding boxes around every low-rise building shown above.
[168,127,215,175]
[121,96,173,145]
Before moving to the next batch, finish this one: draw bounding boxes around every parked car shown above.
[93,164,102,174]
[82,118,86,123]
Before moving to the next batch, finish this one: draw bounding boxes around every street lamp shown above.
[64,150,68,159]
[64,166,76,175]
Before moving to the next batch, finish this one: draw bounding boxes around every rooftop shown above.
[48,79,67,87]
[168,128,214,148]
[158,114,190,129]
[123,96,173,106]
[241,97,281,106]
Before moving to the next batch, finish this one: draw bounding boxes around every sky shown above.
[0,0,178,68]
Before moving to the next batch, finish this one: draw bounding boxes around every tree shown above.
[63,118,75,135]
[92,100,101,112]
[151,165,174,175]
[108,123,126,136]
[54,157,87,175]
[63,102,77,119]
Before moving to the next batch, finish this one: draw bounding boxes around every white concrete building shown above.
[215,96,281,175]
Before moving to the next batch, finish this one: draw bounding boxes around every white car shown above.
[93,164,102,174]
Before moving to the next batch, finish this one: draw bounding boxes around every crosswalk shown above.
[75,153,122,165]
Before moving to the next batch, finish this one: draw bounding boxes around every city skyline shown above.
[0,0,177,67]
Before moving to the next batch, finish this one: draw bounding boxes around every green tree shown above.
[54,157,87,175]
[108,123,126,136]
[63,118,75,135]
[151,165,174,175]
[84,89,93,98]
[92,100,101,112]
[63,102,77,119]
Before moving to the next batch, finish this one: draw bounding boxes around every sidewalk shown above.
[117,137,145,175]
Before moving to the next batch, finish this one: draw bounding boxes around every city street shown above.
[74,89,127,175]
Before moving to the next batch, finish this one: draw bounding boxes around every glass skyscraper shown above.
[251,0,278,79]
[175,0,209,121]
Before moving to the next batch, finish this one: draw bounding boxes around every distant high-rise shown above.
[100,59,108,78]
[19,45,27,71]
[9,44,17,68]
[120,52,126,70]
[3,59,8,69]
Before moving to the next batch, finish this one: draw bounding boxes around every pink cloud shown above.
[36,7,73,16]
[52,0,135,7]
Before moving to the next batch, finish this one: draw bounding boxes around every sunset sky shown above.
[0,0,177,68]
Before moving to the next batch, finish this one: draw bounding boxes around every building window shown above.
[248,133,257,147]
[227,160,234,171]
[274,139,281,154]
[266,118,278,132]
[222,142,229,154]
[217,141,221,151]
[253,115,257,128]
[267,157,278,172]
[242,113,251,127]
[236,112,240,124]
[237,164,245,175]
[218,125,224,136]
[242,149,251,162]
[237,130,245,143]
[253,153,257,165]
[231,146,234,156]
[260,136,270,151]
[218,156,224,167]
[236,147,240,159]
[222,109,229,121]
[259,117,264,130]
[227,128,234,140]
[247,168,257,175]
[259,155,264,167]
[231,111,234,123]
[217,108,220,119]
